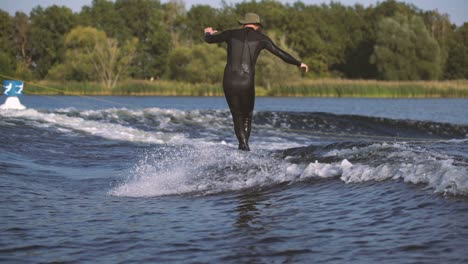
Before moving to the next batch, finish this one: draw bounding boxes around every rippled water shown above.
[1,96,467,263]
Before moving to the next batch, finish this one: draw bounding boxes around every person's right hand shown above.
[204,27,218,35]
[300,63,309,72]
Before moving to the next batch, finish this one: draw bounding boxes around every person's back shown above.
[204,13,308,151]
[206,27,301,77]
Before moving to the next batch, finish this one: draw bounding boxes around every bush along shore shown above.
[22,79,468,98]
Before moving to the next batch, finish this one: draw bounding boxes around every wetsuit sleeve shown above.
[263,37,301,66]
[204,30,230,43]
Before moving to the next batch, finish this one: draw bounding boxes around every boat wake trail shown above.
[109,144,288,197]
[110,140,468,197]
[1,107,466,197]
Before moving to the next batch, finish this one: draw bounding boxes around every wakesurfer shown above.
[204,13,308,151]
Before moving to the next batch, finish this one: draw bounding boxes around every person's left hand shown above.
[300,63,309,72]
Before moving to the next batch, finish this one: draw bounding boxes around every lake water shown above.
[1,96,467,263]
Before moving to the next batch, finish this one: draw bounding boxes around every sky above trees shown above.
[3,0,467,25]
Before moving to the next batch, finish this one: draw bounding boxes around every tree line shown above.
[0,0,467,89]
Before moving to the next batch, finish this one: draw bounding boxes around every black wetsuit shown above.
[205,27,301,151]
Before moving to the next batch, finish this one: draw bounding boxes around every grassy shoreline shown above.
[22,79,468,98]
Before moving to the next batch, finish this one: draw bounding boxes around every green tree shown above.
[371,14,441,80]
[216,3,240,30]
[371,0,418,18]
[14,12,30,64]
[285,3,364,77]
[49,26,138,88]
[329,4,376,78]
[161,0,186,46]
[284,4,328,76]
[0,10,16,76]
[444,23,468,79]
[3,0,461,83]
[256,32,302,88]
[185,5,218,43]
[422,10,453,77]
[79,0,130,42]
[115,0,170,79]
[411,15,442,80]
[168,44,225,83]
[13,11,35,80]
[29,5,77,78]
[47,26,100,81]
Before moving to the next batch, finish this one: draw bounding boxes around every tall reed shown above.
[268,79,468,98]
[23,79,468,98]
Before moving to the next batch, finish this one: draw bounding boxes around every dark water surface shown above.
[1,96,467,263]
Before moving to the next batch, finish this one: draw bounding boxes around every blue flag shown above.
[3,80,24,96]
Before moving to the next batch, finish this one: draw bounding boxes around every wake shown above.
[110,142,468,197]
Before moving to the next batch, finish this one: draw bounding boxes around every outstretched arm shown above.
[204,27,229,43]
[264,38,308,72]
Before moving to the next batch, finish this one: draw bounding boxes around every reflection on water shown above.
[236,192,262,228]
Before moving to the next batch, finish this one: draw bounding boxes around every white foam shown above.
[0,97,26,110]
[110,138,468,197]
[324,142,396,157]
[255,141,303,151]
[293,158,468,196]
[0,108,186,144]
[4,107,465,196]
[303,159,353,179]
[110,144,292,197]
[342,160,467,195]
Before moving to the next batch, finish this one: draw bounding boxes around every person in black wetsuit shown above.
[204,13,308,151]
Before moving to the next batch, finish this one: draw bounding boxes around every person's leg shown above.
[223,72,254,151]
[232,111,250,151]
[243,111,252,145]
[236,92,254,151]
[240,86,254,151]
[236,79,254,151]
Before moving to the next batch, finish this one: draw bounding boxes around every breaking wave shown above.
[1,107,466,197]
[110,141,468,197]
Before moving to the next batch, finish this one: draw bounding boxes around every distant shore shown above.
[22,79,468,98]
